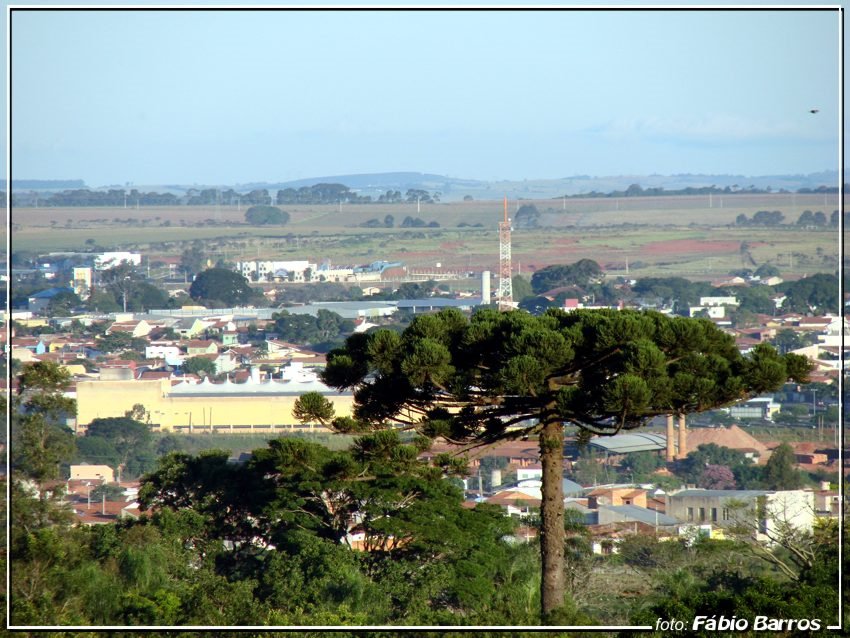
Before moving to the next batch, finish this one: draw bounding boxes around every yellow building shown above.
[72,267,93,299]
[76,373,355,433]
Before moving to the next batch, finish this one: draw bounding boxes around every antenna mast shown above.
[497,196,513,311]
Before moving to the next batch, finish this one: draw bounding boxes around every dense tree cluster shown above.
[514,204,541,229]
[11,434,549,626]
[530,259,603,294]
[271,309,354,348]
[244,205,290,226]
[312,307,810,616]
[776,273,839,314]
[735,210,785,226]
[189,268,259,307]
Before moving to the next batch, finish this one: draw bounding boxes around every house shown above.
[221,331,240,346]
[69,464,116,483]
[699,296,739,308]
[27,287,76,314]
[173,317,211,338]
[595,504,679,528]
[99,359,138,381]
[485,478,584,518]
[586,486,648,508]
[12,336,47,355]
[145,342,182,360]
[185,339,219,357]
[214,350,241,375]
[106,319,152,338]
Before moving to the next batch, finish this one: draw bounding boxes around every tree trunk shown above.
[539,418,566,618]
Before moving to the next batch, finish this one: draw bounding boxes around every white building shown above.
[237,260,316,282]
[729,397,781,421]
[699,296,739,307]
[94,252,142,270]
[667,489,816,544]
[689,305,727,319]
[145,343,182,360]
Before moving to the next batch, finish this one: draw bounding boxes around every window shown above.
[687,507,694,521]
[722,507,730,520]
[699,507,706,521]
[711,508,718,522]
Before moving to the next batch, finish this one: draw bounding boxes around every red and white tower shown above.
[497,196,513,311]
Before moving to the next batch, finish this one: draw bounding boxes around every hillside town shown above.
[7,246,844,553]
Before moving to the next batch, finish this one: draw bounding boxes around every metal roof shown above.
[397,298,484,309]
[587,432,667,454]
[168,376,352,397]
[599,504,680,526]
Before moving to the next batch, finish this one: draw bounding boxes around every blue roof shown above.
[30,287,74,299]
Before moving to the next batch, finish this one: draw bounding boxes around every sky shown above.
[7,4,843,188]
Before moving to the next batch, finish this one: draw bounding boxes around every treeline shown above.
[10,364,843,628]
[735,209,839,227]
[519,260,839,317]
[11,183,443,207]
[559,182,846,199]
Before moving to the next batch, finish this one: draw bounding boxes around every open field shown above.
[8,192,843,281]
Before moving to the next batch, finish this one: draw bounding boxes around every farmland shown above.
[8,192,842,281]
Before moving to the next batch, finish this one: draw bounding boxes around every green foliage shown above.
[179,244,206,277]
[244,205,290,225]
[13,414,77,481]
[515,203,541,229]
[321,307,810,616]
[134,436,524,625]
[272,308,353,345]
[512,275,534,301]
[189,267,256,306]
[95,330,148,355]
[13,361,77,480]
[181,355,217,377]
[46,289,81,314]
[761,442,804,490]
[293,391,335,425]
[91,482,126,501]
[674,443,751,486]
[325,307,808,438]
[736,210,785,226]
[83,416,155,479]
[618,451,663,482]
[17,360,72,397]
[776,273,839,314]
[631,276,717,312]
[530,259,603,294]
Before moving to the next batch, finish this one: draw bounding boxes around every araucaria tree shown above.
[310,308,810,619]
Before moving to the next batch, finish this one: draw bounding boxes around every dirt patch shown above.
[640,239,744,256]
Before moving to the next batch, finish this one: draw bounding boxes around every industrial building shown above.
[75,365,354,432]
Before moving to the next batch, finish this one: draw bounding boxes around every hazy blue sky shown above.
[9,6,841,187]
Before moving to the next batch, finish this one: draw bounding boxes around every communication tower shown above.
[497,196,513,311]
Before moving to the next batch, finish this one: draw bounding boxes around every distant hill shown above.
[12,171,843,201]
[232,170,844,201]
[2,179,87,191]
